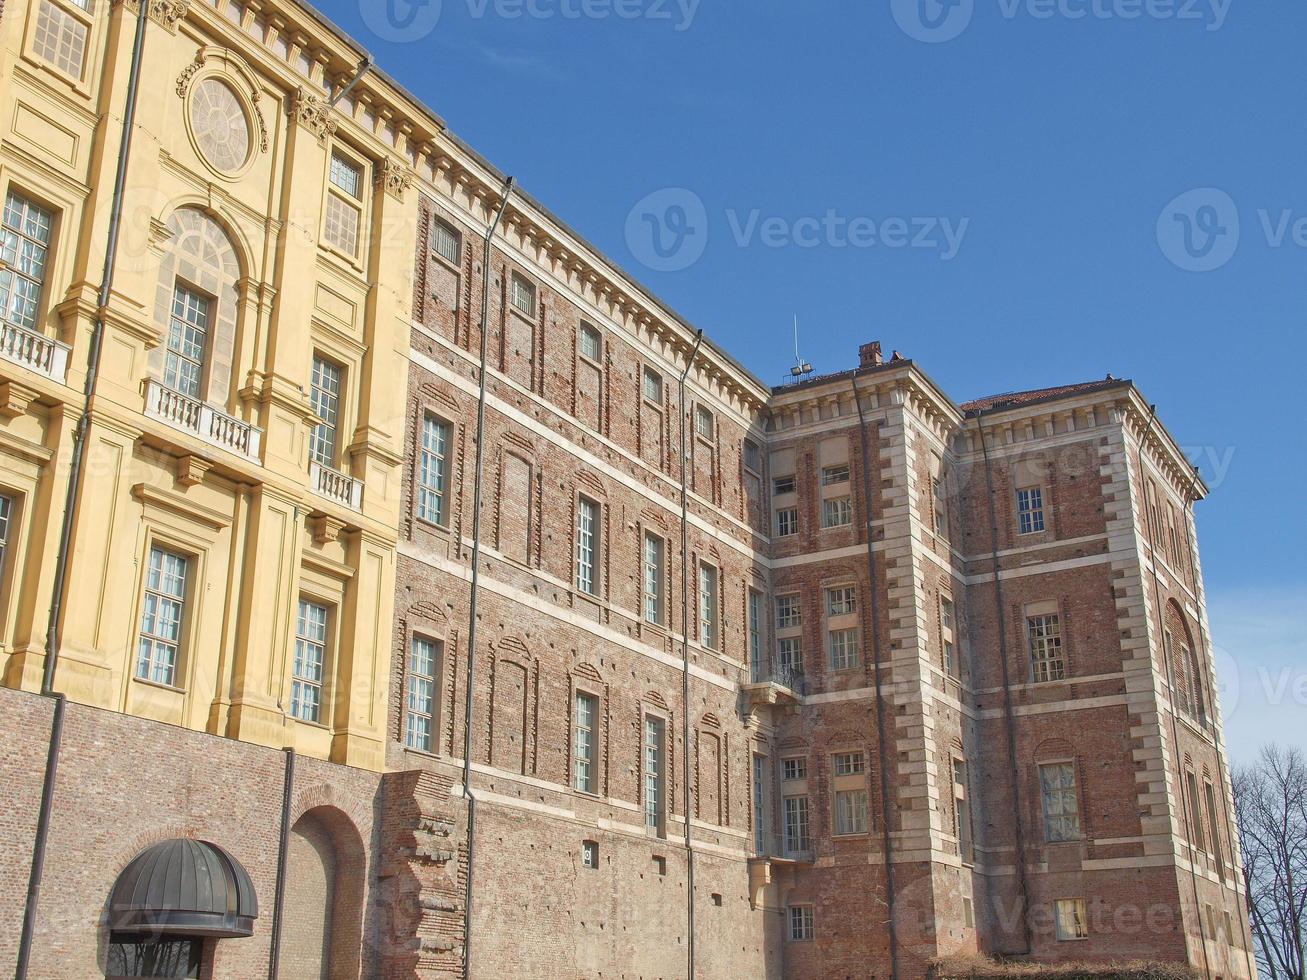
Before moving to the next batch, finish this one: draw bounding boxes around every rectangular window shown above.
[32,0,88,77]
[1054,898,1089,941]
[510,272,536,317]
[698,563,718,649]
[954,759,973,863]
[743,440,761,474]
[329,152,363,197]
[941,596,958,678]
[581,840,599,869]
[752,753,767,852]
[748,590,763,679]
[822,464,850,486]
[776,595,802,629]
[0,494,12,579]
[1187,771,1206,851]
[309,356,342,468]
[164,284,211,398]
[136,546,188,686]
[788,905,814,942]
[834,789,868,835]
[291,599,329,723]
[405,637,438,752]
[642,532,664,625]
[644,715,665,833]
[834,752,865,776]
[1040,762,1081,842]
[822,497,853,528]
[783,796,811,854]
[695,405,714,440]
[1028,613,1065,682]
[827,586,857,616]
[828,628,860,671]
[642,366,663,402]
[574,692,597,794]
[778,637,802,673]
[1,192,53,332]
[432,219,461,265]
[775,507,798,537]
[1205,781,1225,876]
[1017,486,1046,534]
[579,322,602,361]
[417,415,451,525]
[782,757,807,781]
[575,497,598,595]
[324,152,364,256]
[773,475,796,496]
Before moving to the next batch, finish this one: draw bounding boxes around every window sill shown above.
[431,251,462,275]
[414,516,452,534]
[508,304,537,326]
[831,832,869,839]
[132,676,186,695]
[318,241,367,276]
[402,744,440,760]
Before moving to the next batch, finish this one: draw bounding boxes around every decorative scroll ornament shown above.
[118,0,191,32]
[175,52,206,98]
[293,89,337,147]
[376,157,414,201]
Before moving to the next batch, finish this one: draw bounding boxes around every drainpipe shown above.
[678,328,703,980]
[15,4,150,977]
[1138,407,1212,980]
[974,409,1034,955]
[460,176,514,980]
[850,376,900,980]
[1178,465,1256,980]
[267,747,296,979]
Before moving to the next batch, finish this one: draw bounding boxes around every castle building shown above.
[0,0,1253,977]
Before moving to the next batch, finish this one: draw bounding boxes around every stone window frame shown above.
[320,140,372,268]
[128,527,211,697]
[186,74,259,181]
[0,488,19,635]
[306,329,363,476]
[1,184,59,338]
[24,0,96,89]
[290,559,349,732]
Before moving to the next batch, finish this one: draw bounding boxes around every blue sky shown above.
[328,0,1304,760]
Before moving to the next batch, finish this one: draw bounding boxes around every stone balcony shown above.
[740,660,804,711]
[143,379,263,463]
[310,460,363,512]
[1,321,70,384]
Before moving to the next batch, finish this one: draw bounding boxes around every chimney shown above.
[859,341,883,368]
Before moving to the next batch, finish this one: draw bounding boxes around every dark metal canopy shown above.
[108,839,258,938]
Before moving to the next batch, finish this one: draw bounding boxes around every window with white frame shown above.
[827,586,857,616]
[1039,762,1081,842]
[752,753,767,852]
[164,284,211,398]
[782,757,807,781]
[695,404,714,440]
[1017,486,1046,534]
[783,795,810,854]
[822,464,850,486]
[32,0,89,78]
[309,356,343,468]
[834,752,865,776]
[776,594,802,629]
[575,497,599,596]
[418,415,451,525]
[405,636,439,752]
[1,192,53,333]
[828,628,859,671]
[644,714,665,834]
[941,595,958,678]
[578,322,602,362]
[432,218,461,265]
[775,507,798,537]
[748,589,763,679]
[822,496,853,528]
[574,691,597,794]
[136,546,188,686]
[1054,898,1089,941]
[291,599,330,723]
[778,637,802,673]
[509,271,536,317]
[1028,613,1065,682]
[773,474,796,496]
[642,532,664,625]
[324,150,364,256]
[642,366,663,402]
[788,905,814,942]
[698,562,718,649]
[834,787,868,835]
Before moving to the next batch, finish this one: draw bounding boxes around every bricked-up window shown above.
[822,464,850,486]
[578,322,602,362]
[574,692,597,794]
[309,355,343,468]
[821,496,852,528]
[954,758,974,863]
[748,589,764,680]
[32,0,89,78]
[136,546,188,686]
[417,415,451,525]
[827,586,857,616]
[782,757,806,781]
[324,151,364,257]
[405,636,439,752]
[783,796,811,855]
[164,284,211,398]
[1205,780,1225,877]
[1054,898,1089,940]
[695,404,715,440]
[291,599,330,723]
[643,714,666,835]
[575,497,599,595]
[834,788,867,835]
[698,562,719,649]
[1,191,53,333]
[581,840,599,869]
[941,595,958,678]
[642,366,663,402]
[776,595,802,629]
[509,271,536,317]
[775,507,798,537]
[1017,486,1046,535]
[788,905,815,942]
[432,218,461,266]
[642,532,664,625]
[1039,762,1081,842]
[1186,771,1206,851]
[1027,613,1065,682]
[828,628,859,671]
